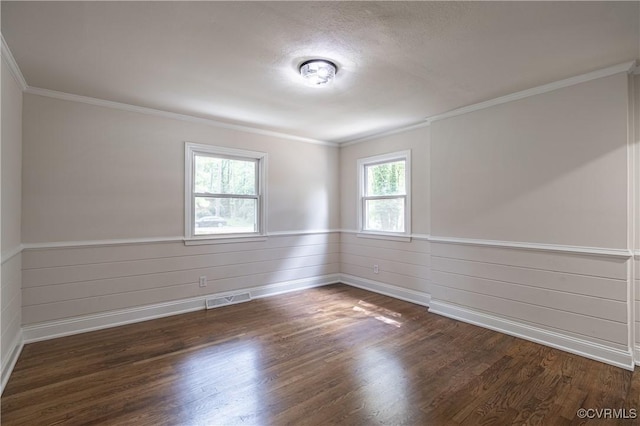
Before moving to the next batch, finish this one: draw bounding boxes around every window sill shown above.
[356,232,412,243]
[184,234,268,245]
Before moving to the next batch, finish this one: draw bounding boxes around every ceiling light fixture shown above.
[299,59,337,87]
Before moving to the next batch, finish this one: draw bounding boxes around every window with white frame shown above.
[358,150,411,237]
[185,143,266,239]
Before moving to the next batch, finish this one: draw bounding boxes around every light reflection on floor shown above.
[176,341,266,425]
[353,300,403,327]
[170,297,405,424]
[357,347,409,421]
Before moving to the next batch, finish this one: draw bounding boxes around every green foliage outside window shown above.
[365,160,405,232]
[194,156,257,230]
[366,161,405,196]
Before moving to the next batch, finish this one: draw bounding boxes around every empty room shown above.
[1,1,640,424]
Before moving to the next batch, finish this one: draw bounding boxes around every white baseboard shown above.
[20,272,425,344]
[1,329,24,395]
[250,274,340,299]
[23,274,341,344]
[340,273,431,307]
[429,300,635,371]
[11,272,636,397]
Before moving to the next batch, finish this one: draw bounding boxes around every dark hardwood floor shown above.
[2,283,639,425]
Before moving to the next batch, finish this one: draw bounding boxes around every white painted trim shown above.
[184,236,268,246]
[429,235,632,258]
[184,142,268,166]
[267,229,340,237]
[425,61,637,125]
[1,245,23,265]
[411,233,431,241]
[184,142,268,240]
[340,229,359,235]
[356,150,412,170]
[20,230,341,251]
[340,273,431,307]
[342,230,629,257]
[626,73,636,364]
[22,236,185,250]
[337,61,636,145]
[0,34,27,90]
[340,120,430,147]
[22,298,204,343]
[357,233,412,243]
[24,86,337,147]
[250,274,340,299]
[635,346,640,366]
[22,274,341,344]
[635,250,640,259]
[342,229,430,241]
[356,150,412,239]
[8,268,636,394]
[429,300,634,371]
[1,330,24,395]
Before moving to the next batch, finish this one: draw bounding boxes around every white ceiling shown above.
[2,1,639,144]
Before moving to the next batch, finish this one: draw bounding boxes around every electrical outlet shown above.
[373,264,379,274]
[199,276,207,287]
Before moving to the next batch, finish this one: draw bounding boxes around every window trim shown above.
[184,142,267,244]
[357,150,411,241]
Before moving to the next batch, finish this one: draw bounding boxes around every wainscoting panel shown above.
[340,233,430,296]
[430,241,632,368]
[1,252,23,392]
[21,233,340,326]
[431,242,628,279]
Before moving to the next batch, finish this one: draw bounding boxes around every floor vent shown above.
[206,292,252,309]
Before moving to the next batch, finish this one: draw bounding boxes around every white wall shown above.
[339,127,431,306]
[20,94,340,333]
[339,70,636,369]
[430,73,628,248]
[1,55,23,389]
[429,72,634,369]
[340,127,430,234]
[22,95,339,242]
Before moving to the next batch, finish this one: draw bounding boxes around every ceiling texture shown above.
[2,1,639,144]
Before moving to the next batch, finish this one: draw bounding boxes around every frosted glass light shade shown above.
[299,60,337,86]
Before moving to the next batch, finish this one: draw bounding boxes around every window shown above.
[185,143,266,240]
[358,150,411,239]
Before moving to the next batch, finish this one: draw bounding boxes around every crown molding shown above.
[338,61,636,146]
[23,86,338,147]
[339,120,430,147]
[9,38,636,148]
[1,34,28,90]
[425,61,637,125]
